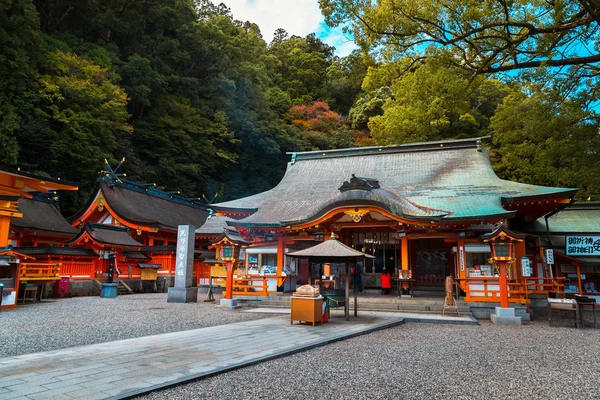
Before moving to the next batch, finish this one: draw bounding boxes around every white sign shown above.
[545,249,554,265]
[459,246,465,271]
[521,257,532,277]
[566,235,600,256]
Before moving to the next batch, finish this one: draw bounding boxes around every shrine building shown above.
[208,137,578,306]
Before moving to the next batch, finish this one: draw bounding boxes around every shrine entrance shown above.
[414,238,451,286]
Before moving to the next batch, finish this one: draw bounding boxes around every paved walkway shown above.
[242,308,478,325]
[0,312,403,400]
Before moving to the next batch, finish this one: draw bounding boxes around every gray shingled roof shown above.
[70,182,209,231]
[286,236,375,258]
[11,198,79,236]
[68,223,143,248]
[196,216,234,236]
[213,138,576,227]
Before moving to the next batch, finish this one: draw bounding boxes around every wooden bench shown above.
[548,298,580,328]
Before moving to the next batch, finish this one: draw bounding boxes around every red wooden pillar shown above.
[498,262,509,308]
[225,261,233,299]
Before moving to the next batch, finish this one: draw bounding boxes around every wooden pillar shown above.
[401,237,409,290]
[148,236,154,246]
[0,215,10,247]
[401,237,409,270]
[225,261,233,300]
[499,262,509,308]
[576,262,582,294]
[514,241,526,279]
[457,239,467,280]
[277,236,285,276]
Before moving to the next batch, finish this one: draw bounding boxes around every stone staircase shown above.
[117,280,134,295]
[92,280,135,295]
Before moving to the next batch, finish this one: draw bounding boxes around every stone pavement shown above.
[0,312,403,400]
[242,308,478,325]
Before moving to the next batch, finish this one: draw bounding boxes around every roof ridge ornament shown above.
[338,174,380,192]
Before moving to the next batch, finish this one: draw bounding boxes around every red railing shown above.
[457,277,566,306]
[59,261,95,279]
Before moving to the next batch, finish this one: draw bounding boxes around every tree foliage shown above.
[320,0,600,101]
[2,0,600,212]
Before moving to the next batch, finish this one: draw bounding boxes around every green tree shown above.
[491,89,600,199]
[269,33,335,105]
[0,0,40,164]
[367,60,509,145]
[320,0,600,97]
[33,50,132,182]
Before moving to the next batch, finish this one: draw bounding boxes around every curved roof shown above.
[214,138,576,227]
[70,181,209,231]
[11,197,79,237]
[67,223,143,248]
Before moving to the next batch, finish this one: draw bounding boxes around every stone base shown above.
[490,307,522,325]
[167,287,198,303]
[220,298,241,308]
[100,283,118,298]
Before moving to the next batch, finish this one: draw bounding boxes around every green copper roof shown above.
[528,202,600,234]
[213,138,576,227]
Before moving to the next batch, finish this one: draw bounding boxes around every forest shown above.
[1,0,599,214]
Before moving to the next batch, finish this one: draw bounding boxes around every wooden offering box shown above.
[290,296,323,326]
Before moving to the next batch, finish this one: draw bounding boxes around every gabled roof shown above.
[67,223,143,248]
[196,216,235,237]
[69,179,209,231]
[526,202,600,234]
[209,229,248,247]
[11,196,79,237]
[212,138,577,227]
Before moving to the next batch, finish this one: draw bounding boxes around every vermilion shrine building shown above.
[5,164,212,300]
[208,137,581,306]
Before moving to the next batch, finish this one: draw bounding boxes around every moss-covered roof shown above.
[212,138,576,227]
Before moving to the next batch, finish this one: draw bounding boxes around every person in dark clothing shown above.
[352,262,364,294]
[381,269,392,295]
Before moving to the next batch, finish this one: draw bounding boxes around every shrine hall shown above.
[206,137,578,306]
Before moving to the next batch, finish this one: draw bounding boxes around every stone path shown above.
[0,312,403,400]
[242,308,478,325]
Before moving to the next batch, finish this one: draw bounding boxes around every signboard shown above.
[545,249,554,265]
[521,257,532,277]
[566,236,600,256]
[459,246,465,271]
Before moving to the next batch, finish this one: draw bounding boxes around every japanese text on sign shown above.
[566,236,600,256]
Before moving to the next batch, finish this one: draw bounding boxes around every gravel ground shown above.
[140,319,600,400]
[0,293,268,357]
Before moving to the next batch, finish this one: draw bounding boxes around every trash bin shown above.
[55,277,69,297]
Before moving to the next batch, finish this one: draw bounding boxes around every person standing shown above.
[381,269,392,295]
[354,262,364,294]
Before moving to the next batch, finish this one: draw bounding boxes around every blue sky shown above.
[222,0,358,56]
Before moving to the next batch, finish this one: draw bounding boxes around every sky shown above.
[221,0,358,56]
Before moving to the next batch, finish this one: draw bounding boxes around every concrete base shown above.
[490,307,522,325]
[100,283,118,298]
[167,287,198,303]
[220,298,241,309]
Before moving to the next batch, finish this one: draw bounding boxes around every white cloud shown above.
[222,0,357,56]
[223,0,322,42]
